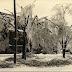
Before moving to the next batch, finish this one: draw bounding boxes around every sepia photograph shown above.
[0,0,72,71]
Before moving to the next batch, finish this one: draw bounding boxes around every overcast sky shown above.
[0,0,72,26]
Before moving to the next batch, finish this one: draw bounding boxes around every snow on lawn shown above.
[31,53,72,62]
[0,53,72,71]
[0,53,72,69]
[3,53,72,67]
[0,54,13,61]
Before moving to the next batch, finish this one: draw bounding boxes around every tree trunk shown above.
[63,49,65,58]
[30,40,32,52]
[22,27,26,60]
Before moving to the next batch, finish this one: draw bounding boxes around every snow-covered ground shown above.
[0,54,13,61]
[0,53,72,71]
[0,53,22,61]
[0,63,72,71]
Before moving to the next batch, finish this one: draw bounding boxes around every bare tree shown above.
[19,3,34,59]
[51,4,72,58]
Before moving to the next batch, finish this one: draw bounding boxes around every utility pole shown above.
[14,0,17,63]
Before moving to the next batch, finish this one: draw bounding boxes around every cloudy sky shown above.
[0,0,72,26]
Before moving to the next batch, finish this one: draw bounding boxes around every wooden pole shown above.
[14,0,17,63]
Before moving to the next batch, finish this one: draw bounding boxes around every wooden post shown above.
[14,0,17,63]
